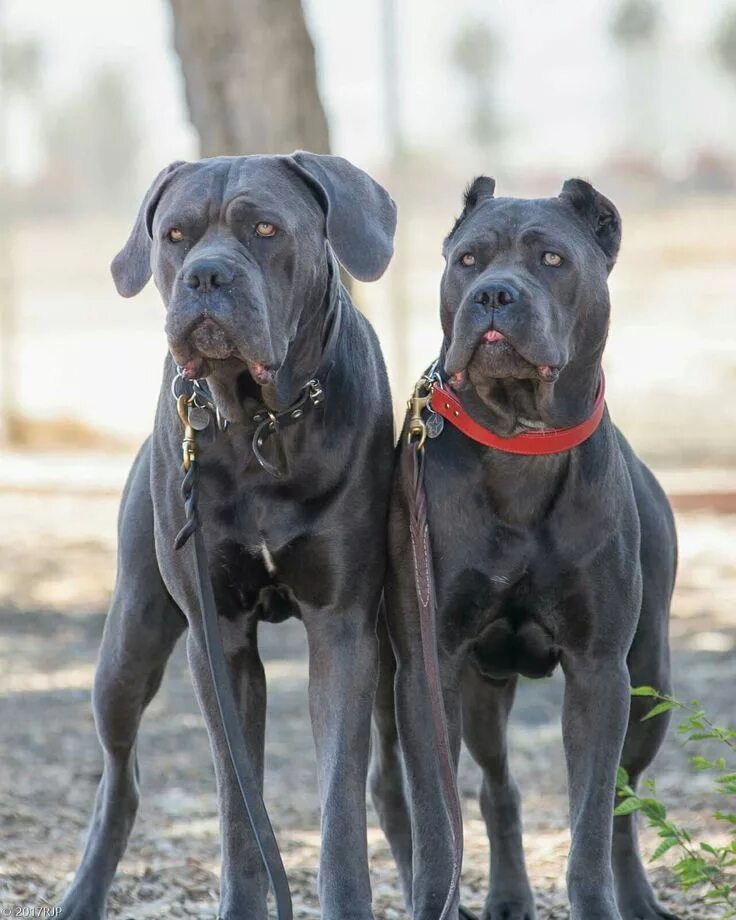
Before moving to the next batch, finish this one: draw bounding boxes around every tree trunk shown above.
[168,0,330,156]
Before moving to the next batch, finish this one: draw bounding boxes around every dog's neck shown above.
[438,350,607,528]
[275,265,342,404]
[440,341,603,439]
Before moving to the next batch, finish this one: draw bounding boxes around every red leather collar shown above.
[429,374,606,455]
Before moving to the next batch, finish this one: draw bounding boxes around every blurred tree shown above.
[609,0,662,164]
[38,65,140,214]
[0,35,42,95]
[610,0,660,46]
[451,21,501,152]
[715,7,736,81]
[167,0,330,156]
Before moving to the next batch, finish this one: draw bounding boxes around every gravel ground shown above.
[1,485,735,919]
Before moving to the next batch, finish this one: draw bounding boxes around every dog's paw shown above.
[53,886,106,920]
[54,906,103,920]
[482,898,537,920]
[618,898,680,920]
[616,879,680,920]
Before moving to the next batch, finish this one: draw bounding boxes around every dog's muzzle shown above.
[188,317,234,360]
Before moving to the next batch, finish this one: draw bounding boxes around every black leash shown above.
[406,372,479,920]
[174,434,292,917]
[179,456,293,919]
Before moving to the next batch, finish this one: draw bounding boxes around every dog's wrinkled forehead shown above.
[154,157,322,236]
[446,197,592,262]
[444,177,621,275]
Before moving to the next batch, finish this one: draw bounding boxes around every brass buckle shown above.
[177,394,198,471]
[407,376,435,450]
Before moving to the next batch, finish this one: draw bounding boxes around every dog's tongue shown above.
[483,329,505,343]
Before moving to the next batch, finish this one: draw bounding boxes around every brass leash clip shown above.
[177,394,198,471]
[407,376,435,450]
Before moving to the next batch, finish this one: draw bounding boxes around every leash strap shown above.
[405,441,468,920]
[175,458,293,919]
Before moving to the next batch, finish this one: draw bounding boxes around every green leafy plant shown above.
[615,687,736,915]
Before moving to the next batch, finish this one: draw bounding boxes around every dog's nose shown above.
[184,259,235,293]
[473,282,518,309]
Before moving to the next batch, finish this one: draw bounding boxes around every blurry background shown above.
[1,1,735,917]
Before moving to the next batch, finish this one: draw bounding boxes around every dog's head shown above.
[111,153,396,413]
[441,178,620,394]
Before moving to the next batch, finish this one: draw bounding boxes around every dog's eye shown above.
[460,253,476,267]
[542,251,563,267]
[255,222,276,238]
[167,228,184,243]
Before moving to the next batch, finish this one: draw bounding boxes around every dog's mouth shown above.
[448,326,560,389]
[180,355,276,386]
[174,318,276,386]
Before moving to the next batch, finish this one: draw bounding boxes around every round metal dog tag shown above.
[187,405,211,431]
[425,412,444,439]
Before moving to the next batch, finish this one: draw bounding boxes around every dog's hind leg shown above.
[57,441,186,920]
[462,666,536,920]
[612,463,679,920]
[369,609,414,908]
[613,610,678,920]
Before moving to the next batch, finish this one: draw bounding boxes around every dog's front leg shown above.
[303,599,380,920]
[561,652,631,920]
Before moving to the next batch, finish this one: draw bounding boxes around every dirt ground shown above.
[1,477,735,919]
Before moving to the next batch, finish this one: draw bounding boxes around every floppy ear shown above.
[287,151,397,282]
[559,178,621,272]
[111,161,186,297]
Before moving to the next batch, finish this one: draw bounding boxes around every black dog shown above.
[371,177,677,920]
[58,153,396,920]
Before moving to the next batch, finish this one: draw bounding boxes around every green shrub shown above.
[615,687,736,915]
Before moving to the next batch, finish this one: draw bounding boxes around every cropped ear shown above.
[287,151,397,282]
[111,161,186,297]
[445,175,496,245]
[464,175,496,210]
[559,178,621,272]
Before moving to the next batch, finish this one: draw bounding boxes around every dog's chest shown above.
[439,492,609,680]
[439,524,565,679]
[203,472,341,623]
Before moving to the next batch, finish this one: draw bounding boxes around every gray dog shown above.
[57,153,396,920]
[370,178,677,920]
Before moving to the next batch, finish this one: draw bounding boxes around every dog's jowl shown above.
[371,178,677,920]
[58,153,396,920]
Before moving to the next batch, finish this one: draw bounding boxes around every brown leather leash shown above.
[405,371,477,920]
